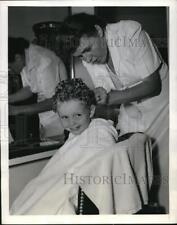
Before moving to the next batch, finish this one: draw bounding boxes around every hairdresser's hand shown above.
[94,87,108,104]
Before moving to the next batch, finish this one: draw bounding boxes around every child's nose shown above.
[68,118,76,127]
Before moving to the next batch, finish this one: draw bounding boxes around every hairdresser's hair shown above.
[8,37,30,63]
[53,78,96,112]
[60,13,107,54]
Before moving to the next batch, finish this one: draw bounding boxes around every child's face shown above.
[57,99,95,135]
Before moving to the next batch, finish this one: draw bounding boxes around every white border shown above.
[1,0,177,224]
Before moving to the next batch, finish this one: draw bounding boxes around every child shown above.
[10,78,118,214]
[53,78,97,136]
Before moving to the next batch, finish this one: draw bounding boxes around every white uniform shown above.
[21,44,64,138]
[83,20,169,138]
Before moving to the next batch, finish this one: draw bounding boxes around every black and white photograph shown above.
[0,0,177,224]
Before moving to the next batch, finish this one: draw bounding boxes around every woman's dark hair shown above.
[8,37,30,63]
[60,13,107,54]
[53,78,96,112]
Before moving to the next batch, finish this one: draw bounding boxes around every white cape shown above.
[10,119,152,214]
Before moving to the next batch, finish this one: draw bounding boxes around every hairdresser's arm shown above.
[108,71,161,105]
[9,86,33,104]
[97,70,161,106]
[9,99,53,116]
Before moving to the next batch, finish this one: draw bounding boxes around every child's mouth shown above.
[70,126,81,132]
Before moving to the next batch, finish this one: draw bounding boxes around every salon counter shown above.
[9,140,63,166]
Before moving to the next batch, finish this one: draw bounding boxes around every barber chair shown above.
[76,136,165,215]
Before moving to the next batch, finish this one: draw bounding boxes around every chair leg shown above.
[135,203,166,214]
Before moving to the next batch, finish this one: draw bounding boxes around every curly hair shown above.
[53,78,96,112]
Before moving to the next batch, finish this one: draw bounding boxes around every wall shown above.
[8,7,70,41]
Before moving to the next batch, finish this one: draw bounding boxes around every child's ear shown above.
[90,105,96,118]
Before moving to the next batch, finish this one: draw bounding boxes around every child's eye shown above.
[75,114,82,118]
[61,116,68,120]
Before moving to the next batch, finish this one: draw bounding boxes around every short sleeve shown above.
[129,26,162,79]
[22,44,60,97]
[105,21,163,88]
[38,56,60,98]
